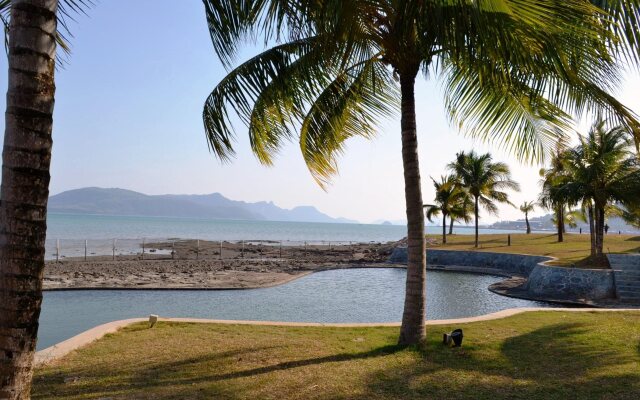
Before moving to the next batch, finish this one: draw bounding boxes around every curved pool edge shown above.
[34,307,640,366]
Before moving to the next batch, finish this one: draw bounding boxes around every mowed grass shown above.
[426,233,640,266]
[33,311,640,400]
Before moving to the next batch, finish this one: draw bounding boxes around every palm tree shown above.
[424,175,467,244]
[538,144,572,242]
[0,1,90,397]
[559,120,640,264]
[519,201,536,234]
[201,1,640,345]
[622,203,640,229]
[447,190,473,235]
[449,152,519,247]
[0,2,58,396]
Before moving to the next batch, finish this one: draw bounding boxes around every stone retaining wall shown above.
[389,247,619,303]
[389,247,550,276]
[524,264,616,301]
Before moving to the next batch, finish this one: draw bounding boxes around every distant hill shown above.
[48,187,358,224]
[489,212,640,233]
[372,219,407,226]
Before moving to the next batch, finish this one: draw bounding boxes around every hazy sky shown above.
[0,1,638,224]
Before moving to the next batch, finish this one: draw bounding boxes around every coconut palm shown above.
[0,1,90,397]
[559,120,640,264]
[448,151,520,247]
[447,190,473,235]
[519,201,536,234]
[201,0,640,345]
[424,175,467,244]
[622,203,640,229]
[538,144,573,242]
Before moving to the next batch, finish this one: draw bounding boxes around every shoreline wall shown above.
[524,264,616,301]
[389,247,550,276]
[389,247,626,303]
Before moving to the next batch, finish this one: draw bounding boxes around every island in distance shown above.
[48,187,358,224]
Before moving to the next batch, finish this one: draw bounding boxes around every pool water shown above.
[38,268,555,350]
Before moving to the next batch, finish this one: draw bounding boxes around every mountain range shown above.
[48,187,358,224]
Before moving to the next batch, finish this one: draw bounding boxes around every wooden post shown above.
[56,239,59,262]
[113,239,116,261]
[507,234,511,246]
[304,241,307,257]
[196,239,200,260]
[328,241,331,251]
[142,238,145,260]
[241,240,244,258]
[219,240,223,260]
[171,241,175,259]
[84,239,87,261]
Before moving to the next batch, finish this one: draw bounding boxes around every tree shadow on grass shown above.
[32,345,284,400]
[33,323,640,400]
[33,343,404,399]
[354,323,639,400]
[128,343,403,386]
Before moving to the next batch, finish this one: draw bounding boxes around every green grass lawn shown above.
[33,311,640,399]
[426,233,640,266]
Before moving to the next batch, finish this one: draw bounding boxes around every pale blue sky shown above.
[1,1,638,223]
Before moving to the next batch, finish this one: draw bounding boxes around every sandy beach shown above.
[44,240,406,290]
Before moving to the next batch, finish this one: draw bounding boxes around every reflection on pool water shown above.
[38,268,555,350]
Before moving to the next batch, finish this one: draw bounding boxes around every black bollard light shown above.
[450,329,463,347]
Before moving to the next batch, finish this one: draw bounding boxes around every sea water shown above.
[45,213,526,259]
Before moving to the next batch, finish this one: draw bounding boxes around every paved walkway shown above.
[34,307,640,366]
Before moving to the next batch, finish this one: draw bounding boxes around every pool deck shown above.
[34,307,640,366]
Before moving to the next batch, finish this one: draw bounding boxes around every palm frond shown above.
[300,58,397,186]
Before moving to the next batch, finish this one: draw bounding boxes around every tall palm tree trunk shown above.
[594,205,605,260]
[448,218,454,235]
[588,204,596,258]
[556,205,564,242]
[474,196,479,247]
[525,213,531,234]
[0,1,58,398]
[398,72,426,346]
[442,214,446,244]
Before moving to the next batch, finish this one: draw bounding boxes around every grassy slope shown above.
[426,233,640,266]
[34,311,640,400]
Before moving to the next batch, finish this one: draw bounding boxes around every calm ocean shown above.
[44,213,524,259]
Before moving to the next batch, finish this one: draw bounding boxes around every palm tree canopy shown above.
[448,151,520,215]
[538,143,573,210]
[425,174,467,222]
[558,120,640,208]
[519,201,535,213]
[202,0,640,186]
[621,203,640,228]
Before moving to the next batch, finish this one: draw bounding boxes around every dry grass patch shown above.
[33,311,640,399]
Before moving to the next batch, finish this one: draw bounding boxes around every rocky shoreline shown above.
[43,241,400,290]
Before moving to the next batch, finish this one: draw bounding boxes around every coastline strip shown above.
[35,307,639,366]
